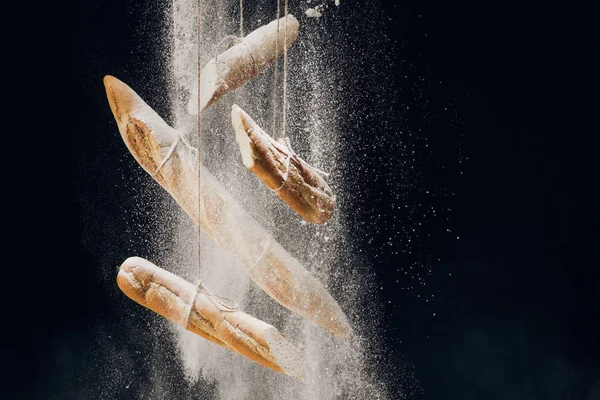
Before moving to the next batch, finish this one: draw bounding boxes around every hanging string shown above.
[213,2,243,89]
[181,280,238,329]
[282,0,289,139]
[271,150,292,192]
[273,0,290,189]
[266,0,292,189]
[197,0,202,279]
[198,281,239,311]
[271,0,280,135]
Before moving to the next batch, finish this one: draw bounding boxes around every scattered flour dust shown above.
[139,1,414,399]
[305,8,322,18]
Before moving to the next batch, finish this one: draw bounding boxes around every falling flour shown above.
[141,0,409,398]
[305,8,322,18]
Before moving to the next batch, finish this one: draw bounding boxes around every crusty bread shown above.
[231,104,335,224]
[104,75,350,338]
[117,257,304,377]
[188,15,299,114]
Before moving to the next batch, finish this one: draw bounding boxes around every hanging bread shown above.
[104,75,350,338]
[117,257,304,377]
[188,14,299,114]
[231,104,335,224]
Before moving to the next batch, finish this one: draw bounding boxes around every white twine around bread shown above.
[152,136,183,178]
[247,236,272,272]
[178,239,273,325]
[180,233,272,328]
[181,284,198,328]
[213,2,252,94]
[180,281,239,329]
[271,136,331,192]
[152,135,200,178]
[214,34,242,65]
[272,149,292,192]
[198,281,239,312]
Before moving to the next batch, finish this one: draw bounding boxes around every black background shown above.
[7,0,600,399]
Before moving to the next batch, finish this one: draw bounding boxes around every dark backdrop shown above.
[7,0,599,399]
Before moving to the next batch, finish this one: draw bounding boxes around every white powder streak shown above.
[161,1,396,399]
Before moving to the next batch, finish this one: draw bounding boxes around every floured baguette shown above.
[231,105,335,224]
[117,257,304,377]
[188,14,299,114]
[104,75,350,338]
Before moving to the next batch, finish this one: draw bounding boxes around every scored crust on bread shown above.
[117,257,304,377]
[104,75,350,338]
[187,14,299,115]
[231,104,335,224]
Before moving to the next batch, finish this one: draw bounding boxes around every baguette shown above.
[117,257,304,377]
[188,15,299,114]
[231,104,335,224]
[104,75,350,338]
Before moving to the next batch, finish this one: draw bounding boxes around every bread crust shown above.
[117,257,304,377]
[188,15,300,114]
[103,75,350,338]
[231,104,335,224]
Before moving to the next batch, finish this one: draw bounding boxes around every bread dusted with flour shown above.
[188,14,299,114]
[104,75,350,337]
[117,257,304,377]
[231,104,335,224]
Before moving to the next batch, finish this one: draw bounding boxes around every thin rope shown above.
[271,137,331,177]
[181,285,198,328]
[268,136,331,192]
[244,126,291,192]
[271,137,293,192]
[151,136,182,177]
[183,234,273,318]
[197,0,202,280]
[214,34,240,63]
[180,281,238,330]
[247,236,272,271]
[282,0,289,139]
[271,152,292,192]
[198,282,239,312]
[271,0,280,135]
[303,162,330,177]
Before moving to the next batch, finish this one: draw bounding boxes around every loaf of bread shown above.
[103,75,350,337]
[231,104,335,224]
[188,14,299,114]
[117,257,304,377]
